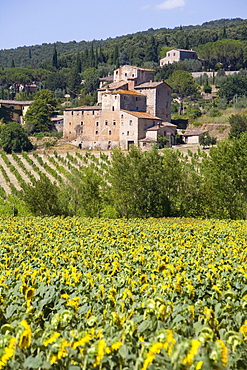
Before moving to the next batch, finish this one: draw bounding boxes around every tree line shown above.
[20,133,247,220]
[0,18,246,70]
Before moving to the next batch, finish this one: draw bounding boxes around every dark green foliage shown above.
[218,70,247,100]
[203,84,212,94]
[0,105,12,123]
[67,67,81,98]
[199,132,217,147]
[22,175,65,216]
[52,44,58,69]
[119,50,130,66]
[0,18,246,71]
[45,70,68,91]
[200,133,247,219]
[0,122,33,153]
[166,70,198,114]
[82,68,99,98]
[196,39,246,70]
[24,90,57,132]
[229,113,247,139]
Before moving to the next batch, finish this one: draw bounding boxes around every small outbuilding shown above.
[182,130,208,144]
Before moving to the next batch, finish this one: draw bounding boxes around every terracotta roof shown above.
[106,90,144,96]
[164,48,197,53]
[122,110,162,120]
[147,122,176,131]
[183,130,207,137]
[135,81,163,89]
[98,81,127,91]
[0,99,34,105]
[65,106,102,111]
[135,81,172,90]
[99,75,113,82]
[162,122,177,127]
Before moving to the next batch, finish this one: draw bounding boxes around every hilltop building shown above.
[63,65,175,150]
[160,49,198,66]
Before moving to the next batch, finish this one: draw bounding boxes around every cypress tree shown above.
[89,45,95,68]
[113,44,119,66]
[95,48,99,68]
[76,52,82,73]
[52,44,58,69]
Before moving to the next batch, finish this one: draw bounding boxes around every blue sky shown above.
[1,0,247,50]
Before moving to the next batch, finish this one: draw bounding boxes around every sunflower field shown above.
[0,216,247,369]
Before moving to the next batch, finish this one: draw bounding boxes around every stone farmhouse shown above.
[63,65,176,150]
[160,49,198,66]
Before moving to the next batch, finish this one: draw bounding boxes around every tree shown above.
[45,70,68,91]
[113,44,119,67]
[166,70,198,114]
[200,134,247,219]
[203,83,212,94]
[52,44,58,69]
[22,175,65,216]
[24,90,57,133]
[0,122,33,153]
[119,50,130,66]
[107,146,191,218]
[199,132,217,148]
[229,113,247,139]
[82,68,99,97]
[218,70,247,101]
[67,67,81,98]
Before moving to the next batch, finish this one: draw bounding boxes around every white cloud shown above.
[156,0,186,10]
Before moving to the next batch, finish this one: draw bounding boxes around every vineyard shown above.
[0,150,110,215]
[0,217,247,369]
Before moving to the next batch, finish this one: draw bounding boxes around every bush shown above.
[208,107,222,117]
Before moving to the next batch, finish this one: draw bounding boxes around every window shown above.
[127,131,129,136]
[115,95,117,99]
[69,131,71,134]
[71,111,73,115]
[96,121,99,126]
[92,110,94,115]
[168,53,170,56]
[105,120,108,125]
[112,106,114,111]
[136,97,138,101]
[173,53,175,56]
[136,107,138,111]
[125,73,127,77]
[113,120,116,125]
[80,122,83,125]
[109,130,112,135]
[69,122,71,125]
[129,120,132,126]
[143,142,146,147]
[121,122,124,126]
[96,131,98,135]
[121,114,124,119]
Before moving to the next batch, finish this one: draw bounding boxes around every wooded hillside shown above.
[0,18,246,70]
